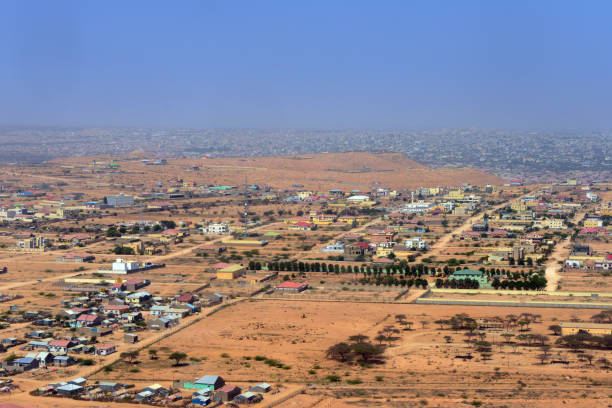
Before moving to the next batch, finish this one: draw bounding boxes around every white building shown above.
[404,237,428,250]
[112,258,141,272]
[105,194,134,208]
[402,201,433,213]
[200,223,230,235]
[347,195,371,203]
[320,241,346,253]
[586,192,599,202]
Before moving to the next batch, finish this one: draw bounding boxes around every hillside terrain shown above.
[50,152,503,190]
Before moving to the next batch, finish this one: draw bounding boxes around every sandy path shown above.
[299,216,383,258]
[427,189,539,259]
[544,210,587,292]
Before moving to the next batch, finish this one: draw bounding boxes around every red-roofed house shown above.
[48,339,77,353]
[275,281,309,293]
[95,343,116,356]
[177,293,196,303]
[76,314,102,327]
[217,385,242,402]
[353,242,370,250]
[580,227,607,235]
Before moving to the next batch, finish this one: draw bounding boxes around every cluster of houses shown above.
[35,375,271,406]
[176,375,270,405]
[0,287,227,376]
[37,379,183,405]
[565,244,612,271]
[0,200,82,224]
[284,210,371,230]
[319,226,429,262]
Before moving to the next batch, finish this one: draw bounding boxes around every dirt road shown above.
[544,210,587,292]
[427,190,539,259]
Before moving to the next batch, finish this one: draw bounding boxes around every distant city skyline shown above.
[2,1,612,130]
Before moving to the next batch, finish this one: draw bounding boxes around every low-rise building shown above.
[275,281,308,293]
[216,265,245,280]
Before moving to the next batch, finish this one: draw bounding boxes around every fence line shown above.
[416,298,612,309]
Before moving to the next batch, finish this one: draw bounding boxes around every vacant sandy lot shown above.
[87,299,612,407]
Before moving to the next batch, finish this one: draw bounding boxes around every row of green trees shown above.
[435,278,480,289]
[357,277,428,288]
[263,260,445,276]
[106,220,176,237]
[491,275,547,290]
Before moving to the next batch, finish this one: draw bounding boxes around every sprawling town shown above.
[0,152,608,407]
[2,1,612,407]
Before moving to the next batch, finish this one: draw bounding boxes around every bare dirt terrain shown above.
[87,300,612,407]
[38,152,504,191]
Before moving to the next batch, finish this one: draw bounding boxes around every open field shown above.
[86,300,612,407]
[13,152,507,191]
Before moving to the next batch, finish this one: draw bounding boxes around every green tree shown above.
[169,351,188,366]
[120,350,139,364]
[326,342,352,362]
[350,342,383,363]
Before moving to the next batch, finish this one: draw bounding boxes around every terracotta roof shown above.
[96,343,116,350]
[177,293,194,302]
[213,262,232,269]
[276,281,308,289]
[77,314,99,322]
[103,305,129,310]
[49,339,72,347]
[353,242,370,249]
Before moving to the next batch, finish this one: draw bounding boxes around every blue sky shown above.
[1,0,611,130]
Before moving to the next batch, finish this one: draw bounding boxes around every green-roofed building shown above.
[450,269,490,288]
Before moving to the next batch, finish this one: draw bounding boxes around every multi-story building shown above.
[404,237,428,249]
[200,223,230,235]
[105,194,134,208]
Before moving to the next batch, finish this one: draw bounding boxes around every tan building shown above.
[559,322,612,336]
[217,265,245,280]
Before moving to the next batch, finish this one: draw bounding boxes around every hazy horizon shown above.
[2,1,612,130]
